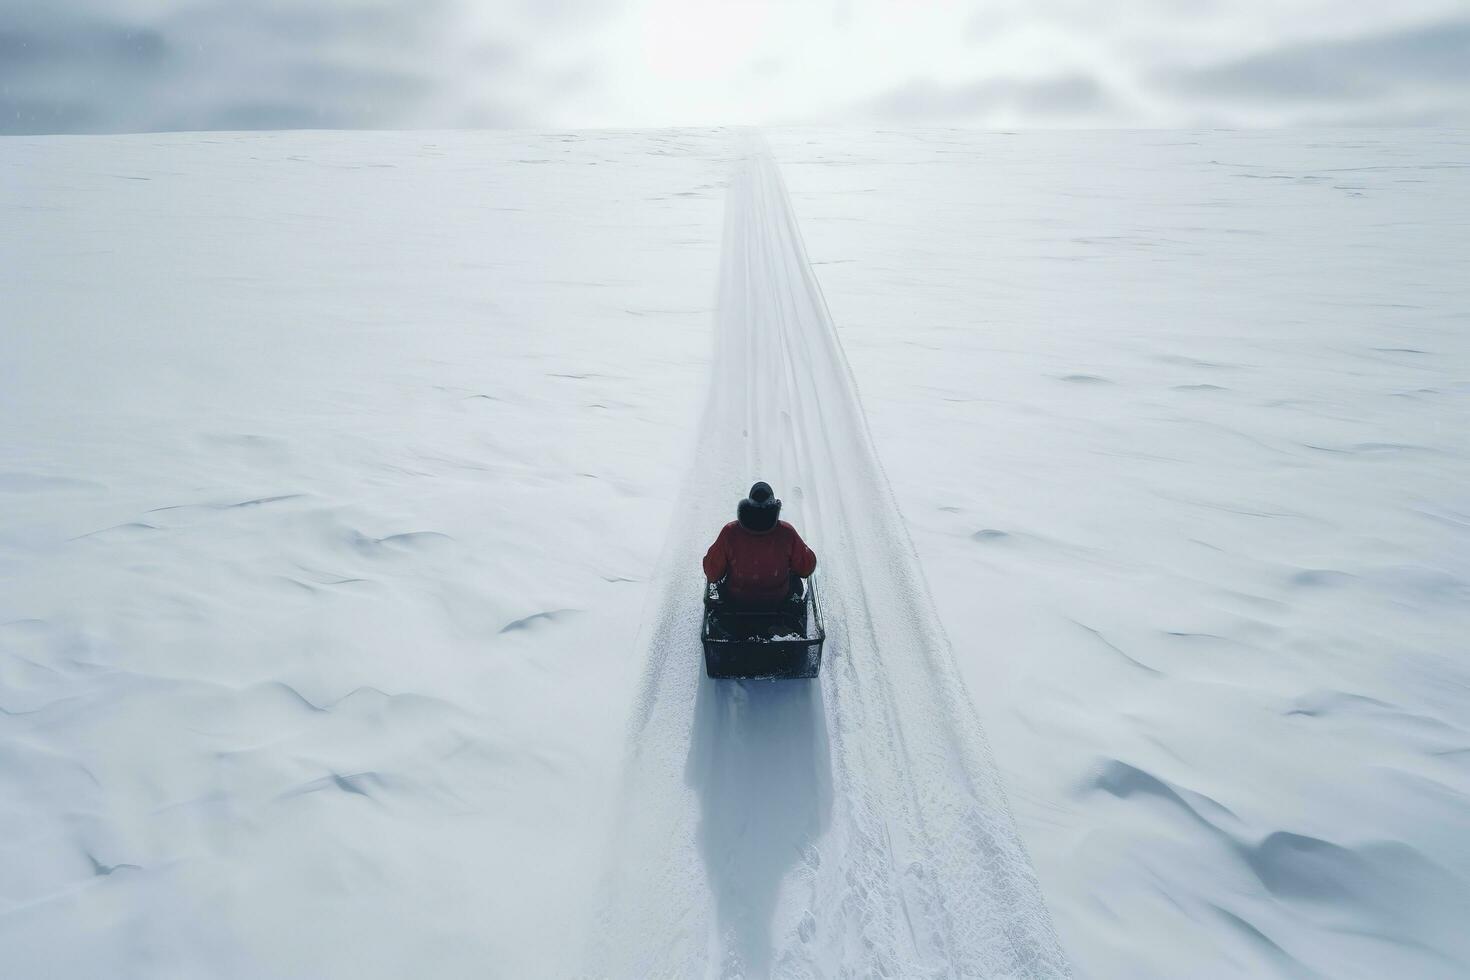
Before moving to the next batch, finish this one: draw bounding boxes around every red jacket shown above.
[703,520,817,604]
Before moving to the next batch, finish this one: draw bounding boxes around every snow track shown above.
[592,139,1069,979]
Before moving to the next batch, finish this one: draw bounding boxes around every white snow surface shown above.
[592,141,1067,978]
[3,128,1469,979]
[2,129,733,979]
[764,129,1470,980]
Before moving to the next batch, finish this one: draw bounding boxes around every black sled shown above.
[701,575,825,680]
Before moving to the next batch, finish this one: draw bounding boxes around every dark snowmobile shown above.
[701,573,826,680]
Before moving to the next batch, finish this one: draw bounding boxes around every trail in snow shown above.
[591,139,1069,979]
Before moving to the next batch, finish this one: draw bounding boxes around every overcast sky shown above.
[3,0,1468,134]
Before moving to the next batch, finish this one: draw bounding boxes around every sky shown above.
[2,0,1468,134]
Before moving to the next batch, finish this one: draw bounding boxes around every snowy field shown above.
[768,130,1470,979]
[3,128,1468,979]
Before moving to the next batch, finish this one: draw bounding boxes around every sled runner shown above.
[701,575,825,679]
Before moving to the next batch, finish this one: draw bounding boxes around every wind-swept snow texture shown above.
[7,127,1468,980]
[1,129,734,980]
[768,129,1470,980]
[592,141,1068,979]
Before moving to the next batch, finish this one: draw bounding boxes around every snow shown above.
[3,127,1468,979]
[593,140,1066,977]
[1,129,732,978]
[767,129,1470,979]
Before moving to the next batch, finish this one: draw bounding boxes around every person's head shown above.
[737,481,781,533]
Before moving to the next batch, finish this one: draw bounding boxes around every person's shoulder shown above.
[721,520,741,533]
[776,520,799,535]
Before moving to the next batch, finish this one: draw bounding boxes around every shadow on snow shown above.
[685,672,834,977]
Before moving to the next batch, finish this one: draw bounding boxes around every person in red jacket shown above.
[703,481,817,607]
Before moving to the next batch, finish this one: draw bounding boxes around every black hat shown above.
[737,481,781,533]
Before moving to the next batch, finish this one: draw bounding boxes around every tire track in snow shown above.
[590,136,1069,980]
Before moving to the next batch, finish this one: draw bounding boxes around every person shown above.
[702,481,817,607]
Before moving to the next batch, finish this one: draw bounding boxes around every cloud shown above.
[860,73,1112,124]
[0,0,597,134]
[1,0,1467,132]
[1166,17,1470,103]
